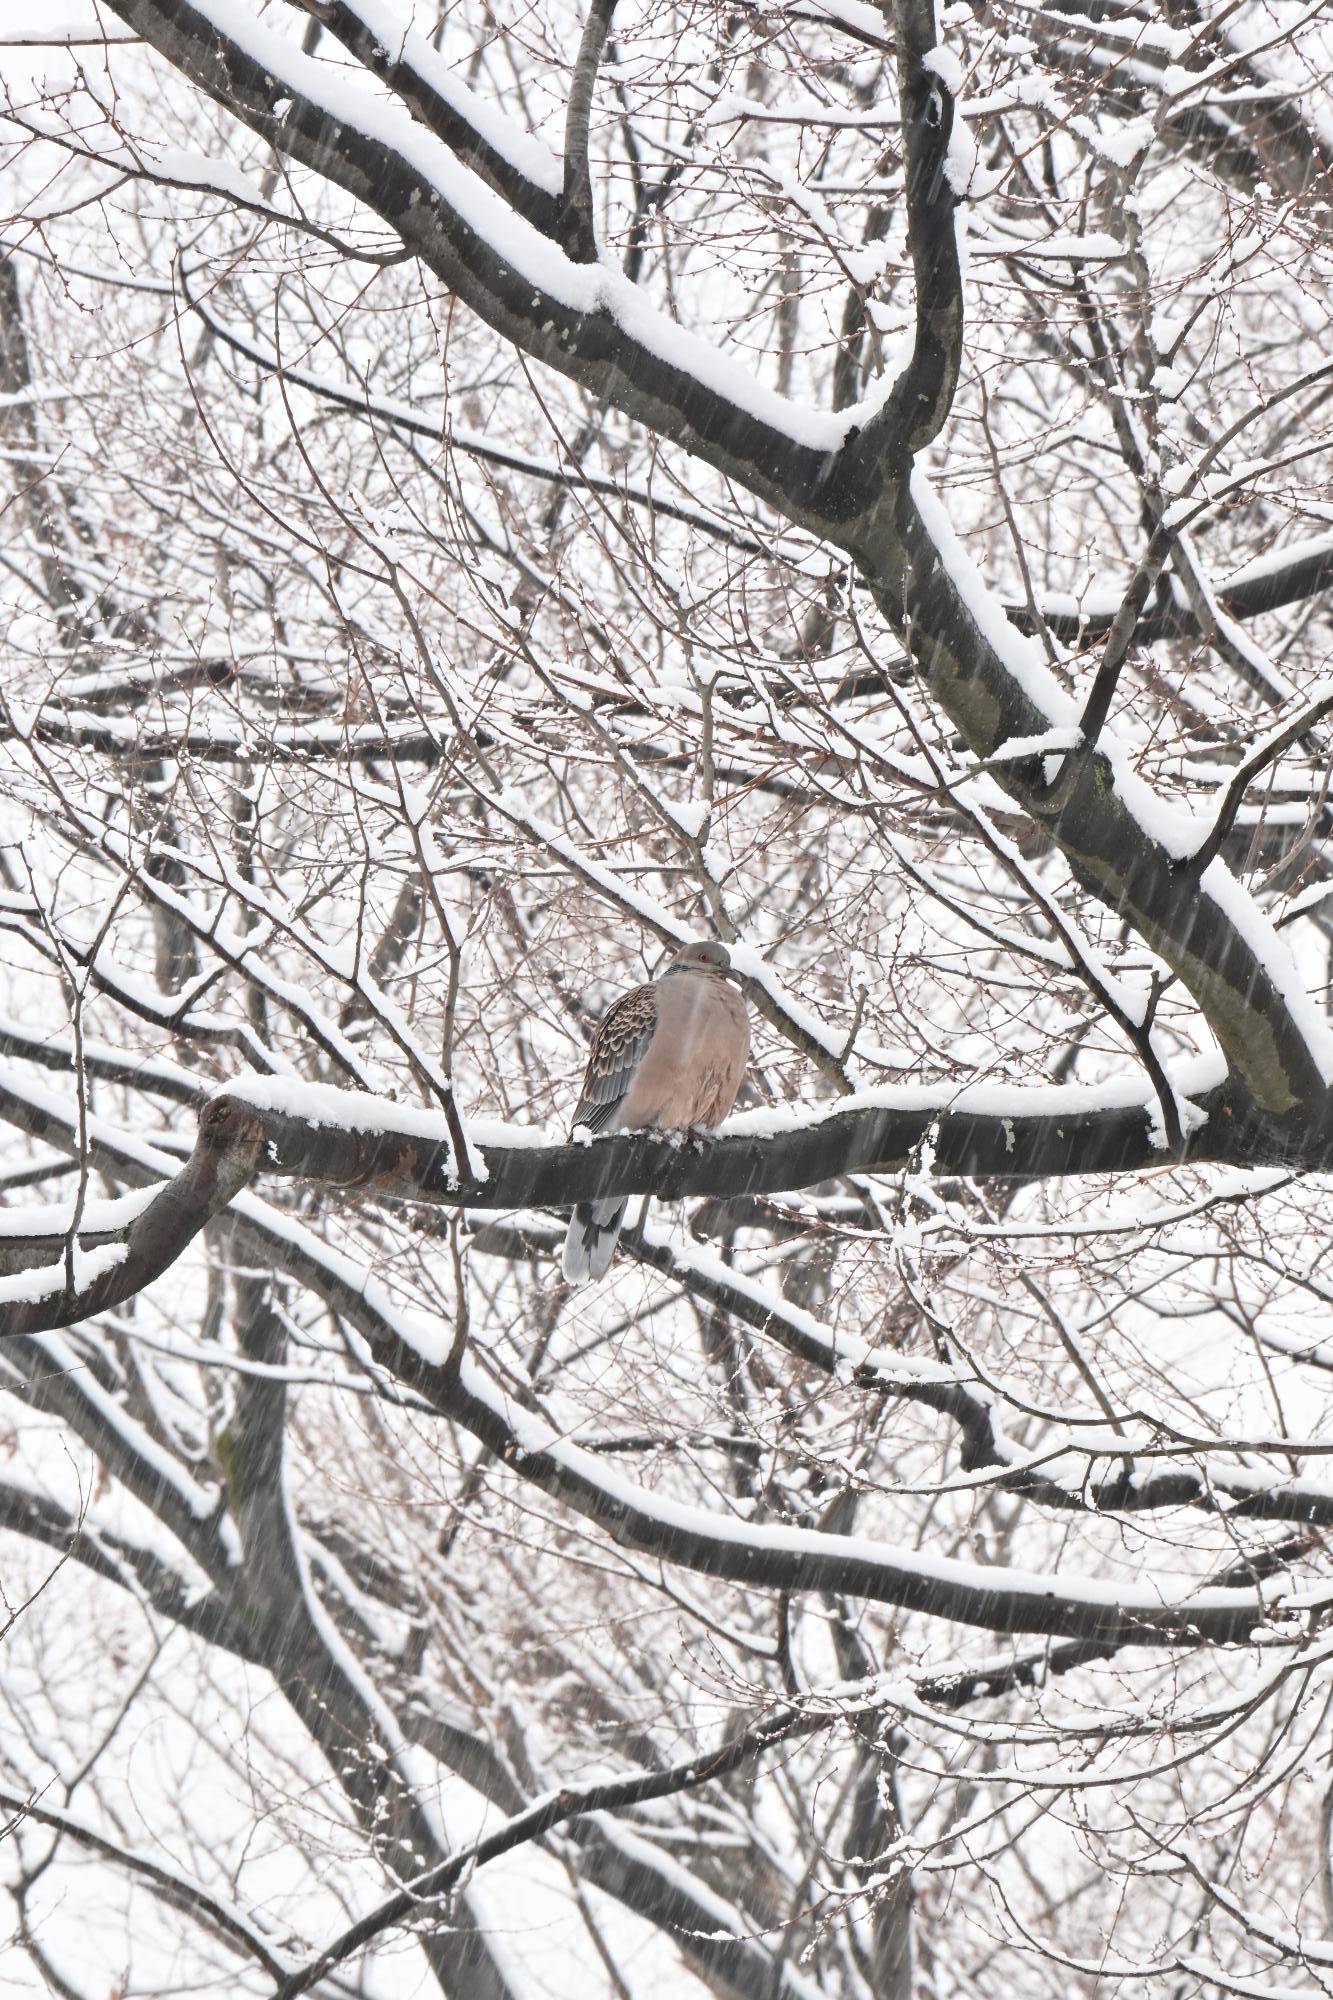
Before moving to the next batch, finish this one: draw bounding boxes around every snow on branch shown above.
[101,0,887,508]
[1032,532,1333,645]
[0,1095,263,1340]
[295,0,563,219]
[5,1050,1319,1367]
[275,1702,823,1998]
[857,469,1333,1115]
[587,1217,1333,1540]
[411,1358,1318,1648]
[230,1185,1310,1649]
[0,1478,240,1651]
[211,1060,1333,1216]
[0,1784,293,1984]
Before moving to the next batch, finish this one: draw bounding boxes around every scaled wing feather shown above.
[570,984,659,1134]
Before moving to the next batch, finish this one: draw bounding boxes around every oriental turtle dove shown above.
[562,940,750,1284]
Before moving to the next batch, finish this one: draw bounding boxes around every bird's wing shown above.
[570,982,660,1134]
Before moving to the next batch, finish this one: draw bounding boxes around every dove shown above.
[562,940,750,1284]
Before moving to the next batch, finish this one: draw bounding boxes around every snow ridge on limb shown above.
[172,263,1333,646]
[0,1073,1325,1655]
[92,0,968,522]
[0,1092,263,1341]
[98,0,882,475]
[824,1,1333,1115]
[212,1063,1333,1210]
[859,472,1333,1113]
[3,1056,1326,1362]
[229,1190,1308,1651]
[291,0,563,215]
[7,1052,1321,1356]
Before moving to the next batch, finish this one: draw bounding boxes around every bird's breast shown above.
[619,975,749,1132]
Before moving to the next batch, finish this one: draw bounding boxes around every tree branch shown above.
[293,0,563,231]
[0,1784,293,1982]
[212,1196,1315,1651]
[1192,691,1333,875]
[275,1702,814,1998]
[0,1063,1328,1353]
[211,1068,1333,1211]
[561,0,617,260]
[0,1098,263,1339]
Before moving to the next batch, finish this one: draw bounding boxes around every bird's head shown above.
[668,939,740,981]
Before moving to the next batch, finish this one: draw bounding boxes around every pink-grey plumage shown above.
[562,940,750,1284]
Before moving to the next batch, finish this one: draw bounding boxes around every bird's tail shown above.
[562,1198,627,1285]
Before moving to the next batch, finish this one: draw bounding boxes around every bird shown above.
[562,939,750,1285]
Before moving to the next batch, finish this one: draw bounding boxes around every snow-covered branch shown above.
[212,1065,1333,1218]
[217,1188,1316,1652]
[0,1096,262,1340]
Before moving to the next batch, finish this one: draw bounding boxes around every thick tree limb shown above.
[0,1097,263,1339]
[292,0,563,230]
[0,1067,1329,1352]
[174,272,1333,647]
[213,1070,1333,1208]
[99,0,871,516]
[218,1274,521,2000]
[381,1343,1312,1650]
